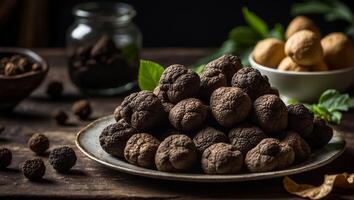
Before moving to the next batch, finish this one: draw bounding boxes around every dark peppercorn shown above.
[72,100,92,120]
[46,81,63,99]
[49,146,77,172]
[22,158,46,181]
[0,148,12,169]
[28,133,50,155]
[52,109,68,125]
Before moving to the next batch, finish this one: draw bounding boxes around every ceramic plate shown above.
[76,115,346,182]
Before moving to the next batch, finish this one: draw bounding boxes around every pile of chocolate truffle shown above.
[99,54,333,174]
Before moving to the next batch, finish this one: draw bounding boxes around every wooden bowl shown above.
[0,48,48,112]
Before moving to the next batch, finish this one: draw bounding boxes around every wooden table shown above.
[0,48,354,200]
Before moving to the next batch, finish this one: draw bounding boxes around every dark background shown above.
[0,0,353,47]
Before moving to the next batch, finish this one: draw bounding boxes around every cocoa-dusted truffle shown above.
[228,124,267,154]
[159,64,200,103]
[22,158,46,181]
[124,133,160,168]
[99,119,137,157]
[28,133,49,155]
[153,85,174,113]
[210,87,251,127]
[193,126,228,154]
[199,55,242,98]
[120,91,166,131]
[155,134,197,172]
[287,104,314,136]
[72,100,92,120]
[201,143,243,174]
[282,131,311,162]
[252,95,288,134]
[245,138,295,172]
[0,148,12,169]
[231,67,270,100]
[49,146,77,172]
[46,81,63,99]
[169,98,208,131]
[52,109,68,125]
[303,118,333,149]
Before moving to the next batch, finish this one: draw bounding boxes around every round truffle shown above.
[193,126,228,153]
[46,81,63,99]
[228,124,267,154]
[278,57,309,72]
[52,109,68,125]
[210,87,251,127]
[287,104,314,136]
[155,134,197,172]
[282,131,311,163]
[49,146,77,172]
[199,55,242,98]
[28,133,50,155]
[303,118,333,149]
[285,30,323,66]
[159,64,200,103]
[22,158,46,181]
[252,38,285,68]
[169,98,208,131]
[245,138,295,172]
[231,67,271,100]
[0,148,12,169]
[124,133,160,168]
[285,16,321,39]
[99,119,137,157]
[120,91,166,131]
[321,32,354,70]
[153,85,174,113]
[252,95,288,134]
[201,143,243,174]
[72,100,92,120]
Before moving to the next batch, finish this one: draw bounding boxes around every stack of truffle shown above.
[99,54,333,174]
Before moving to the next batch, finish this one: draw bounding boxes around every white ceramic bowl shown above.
[249,55,354,103]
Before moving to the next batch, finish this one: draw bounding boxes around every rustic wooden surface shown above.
[0,48,354,200]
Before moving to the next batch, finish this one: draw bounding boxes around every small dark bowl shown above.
[0,48,48,112]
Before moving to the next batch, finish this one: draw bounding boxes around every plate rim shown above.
[75,115,346,182]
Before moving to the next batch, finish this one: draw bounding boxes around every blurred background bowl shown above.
[0,48,48,112]
[249,55,354,103]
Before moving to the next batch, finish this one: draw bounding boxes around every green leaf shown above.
[331,111,342,124]
[229,26,261,45]
[325,1,354,23]
[291,1,332,16]
[193,64,205,75]
[319,89,354,112]
[268,23,285,41]
[138,60,164,91]
[242,7,269,38]
[287,98,299,105]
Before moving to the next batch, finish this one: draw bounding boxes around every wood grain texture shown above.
[0,48,354,200]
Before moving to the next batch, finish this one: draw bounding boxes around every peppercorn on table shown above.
[0,48,353,200]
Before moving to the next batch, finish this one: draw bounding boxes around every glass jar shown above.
[66,2,142,96]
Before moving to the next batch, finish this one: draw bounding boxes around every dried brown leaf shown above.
[283,173,354,199]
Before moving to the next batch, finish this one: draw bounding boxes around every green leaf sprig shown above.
[289,89,354,124]
[138,60,164,91]
[194,7,284,68]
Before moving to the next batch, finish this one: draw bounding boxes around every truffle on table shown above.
[49,146,77,172]
[0,148,12,169]
[210,87,252,128]
[22,158,46,181]
[252,95,288,134]
[245,138,295,172]
[99,119,137,157]
[124,133,160,168]
[120,91,167,131]
[303,118,333,149]
[228,124,267,154]
[193,126,228,154]
[28,133,50,155]
[72,100,92,120]
[231,67,270,100]
[287,104,314,136]
[201,143,243,174]
[169,98,208,131]
[159,64,200,103]
[155,134,197,172]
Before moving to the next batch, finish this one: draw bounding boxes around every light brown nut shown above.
[278,57,309,72]
[253,38,285,68]
[285,16,321,39]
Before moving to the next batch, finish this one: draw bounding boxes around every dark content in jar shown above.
[68,35,139,93]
